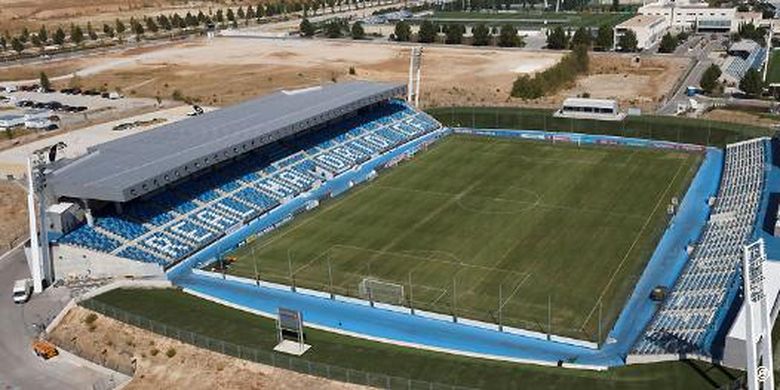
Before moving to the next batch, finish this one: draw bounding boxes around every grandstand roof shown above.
[50,81,406,203]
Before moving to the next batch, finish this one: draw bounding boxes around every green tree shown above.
[611,0,619,11]
[300,18,316,37]
[115,19,126,36]
[38,25,48,43]
[31,34,41,48]
[699,64,722,94]
[740,68,765,97]
[39,72,51,91]
[498,24,519,47]
[11,37,23,53]
[445,23,464,44]
[70,24,84,44]
[595,24,613,51]
[546,26,568,50]
[658,32,678,53]
[19,27,29,43]
[132,19,145,37]
[87,22,98,40]
[145,17,159,33]
[53,27,66,45]
[325,20,343,38]
[617,30,637,52]
[0,35,6,51]
[351,21,365,39]
[472,23,491,46]
[571,27,590,48]
[226,8,236,22]
[103,24,115,38]
[394,21,411,42]
[418,20,437,43]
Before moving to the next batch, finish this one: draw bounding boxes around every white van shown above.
[12,279,32,304]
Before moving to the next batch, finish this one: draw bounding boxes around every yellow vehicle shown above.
[32,340,59,360]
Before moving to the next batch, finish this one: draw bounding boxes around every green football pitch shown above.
[227,135,701,341]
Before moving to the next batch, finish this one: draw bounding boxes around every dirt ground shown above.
[0,180,27,250]
[48,305,365,390]
[0,37,686,111]
[532,54,690,112]
[702,108,780,127]
[0,0,233,33]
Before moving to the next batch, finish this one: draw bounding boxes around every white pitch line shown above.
[579,156,690,330]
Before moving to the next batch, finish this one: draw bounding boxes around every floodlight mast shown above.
[27,142,66,294]
[742,239,774,390]
[407,46,423,108]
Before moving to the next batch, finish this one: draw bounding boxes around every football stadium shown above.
[35,80,780,378]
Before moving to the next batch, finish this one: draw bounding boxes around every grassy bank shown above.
[87,288,743,389]
[426,106,774,148]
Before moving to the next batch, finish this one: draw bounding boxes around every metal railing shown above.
[81,299,474,390]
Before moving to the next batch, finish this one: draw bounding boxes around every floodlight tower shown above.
[742,239,775,390]
[27,142,66,293]
[407,46,423,108]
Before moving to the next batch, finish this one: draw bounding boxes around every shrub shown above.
[165,347,177,358]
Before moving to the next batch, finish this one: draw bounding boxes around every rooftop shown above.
[615,14,666,29]
[50,81,406,203]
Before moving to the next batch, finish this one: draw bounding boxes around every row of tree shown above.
[1,0,392,54]
[545,25,616,51]
[300,18,366,39]
[657,31,689,54]
[511,44,589,99]
[392,21,524,47]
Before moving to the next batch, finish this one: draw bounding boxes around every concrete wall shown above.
[52,244,164,280]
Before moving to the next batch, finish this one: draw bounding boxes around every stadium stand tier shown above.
[632,138,767,357]
[51,82,442,267]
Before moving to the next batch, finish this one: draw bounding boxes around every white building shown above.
[553,98,626,121]
[638,0,738,33]
[613,15,669,51]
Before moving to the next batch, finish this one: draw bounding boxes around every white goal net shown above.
[358,278,405,305]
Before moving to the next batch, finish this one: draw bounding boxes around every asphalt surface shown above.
[657,36,726,115]
[0,247,117,389]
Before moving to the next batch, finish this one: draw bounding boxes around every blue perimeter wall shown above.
[167,128,724,368]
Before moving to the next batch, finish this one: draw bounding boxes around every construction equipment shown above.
[32,340,59,360]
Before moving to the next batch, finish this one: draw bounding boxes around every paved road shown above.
[0,248,118,389]
[657,37,725,115]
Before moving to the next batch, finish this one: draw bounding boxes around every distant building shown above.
[638,0,739,32]
[613,15,668,51]
[553,98,626,121]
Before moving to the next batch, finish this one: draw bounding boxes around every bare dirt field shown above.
[0,180,28,250]
[49,305,365,390]
[0,0,230,33]
[2,37,565,107]
[702,108,780,127]
[527,54,690,112]
[1,37,687,111]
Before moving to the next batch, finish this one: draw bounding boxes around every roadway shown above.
[657,36,726,115]
[0,247,121,389]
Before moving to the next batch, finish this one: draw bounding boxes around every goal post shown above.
[358,277,405,305]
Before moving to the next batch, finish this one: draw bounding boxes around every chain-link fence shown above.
[426,106,775,148]
[81,299,475,390]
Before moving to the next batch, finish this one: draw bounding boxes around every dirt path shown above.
[48,305,366,390]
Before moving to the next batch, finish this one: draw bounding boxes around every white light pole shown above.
[742,239,774,390]
[26,157,43,294]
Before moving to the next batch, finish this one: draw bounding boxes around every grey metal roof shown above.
[50,81,406,203]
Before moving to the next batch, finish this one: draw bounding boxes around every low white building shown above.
[613,15,669,51]
[553,98,626,121]
[639,0,738,33]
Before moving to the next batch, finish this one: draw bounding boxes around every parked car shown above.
[12,279,31,304]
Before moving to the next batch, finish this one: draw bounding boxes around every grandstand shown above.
[49,82,442,273]
[631,138,767,358]
[719,39,767,85]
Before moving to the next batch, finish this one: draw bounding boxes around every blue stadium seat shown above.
[58,224,121,253]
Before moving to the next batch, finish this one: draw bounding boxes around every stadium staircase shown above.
[631,138,767,357]
[56,100,442,267]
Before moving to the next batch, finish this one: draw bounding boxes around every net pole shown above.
[252,246,259,285]
[598,300,602,345]
[327,257,334,299]
[547,294,551,340]
[408,271,415,315]
[452,276,457,323]
[498,283,503,331]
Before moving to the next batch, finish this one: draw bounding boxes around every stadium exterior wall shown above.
[53,244,165,279]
